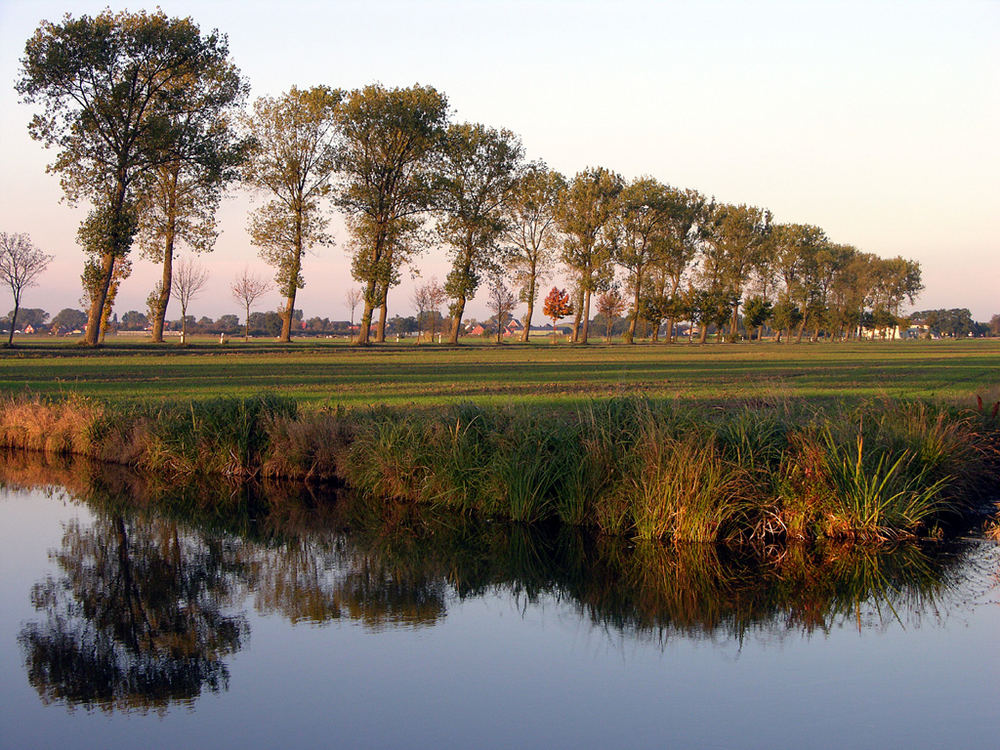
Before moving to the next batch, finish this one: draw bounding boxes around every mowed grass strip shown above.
[1,338,998,408]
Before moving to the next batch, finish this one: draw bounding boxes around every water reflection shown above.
[3,454,984,713]
[19,511,247,713]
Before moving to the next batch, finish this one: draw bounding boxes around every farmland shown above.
[2,337,998,410]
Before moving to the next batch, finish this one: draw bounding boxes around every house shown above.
[502,318,524,337]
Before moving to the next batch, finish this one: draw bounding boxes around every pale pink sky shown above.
[2,0,997,323]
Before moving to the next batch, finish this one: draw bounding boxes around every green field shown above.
[2,337,998,409]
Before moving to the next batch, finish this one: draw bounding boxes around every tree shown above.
[434,123,523,344]
[613,177,672,344]
[18,9,241,346]
[337,84,449,345]
[692,289,739,344]
[173,257,208,344]
[411,278,446,342]
[486,272,517,344]
[344,287,363,333]
[875,256,923,334]
[910,308,975,338]
[137,56,247,343]
[248,311,283,337]
[216,314,240,333]
[542,287,573,342]
[503,163,565,341]
[50,308,87,333]
[231,268,271,342]
[0,232,52,345]
[556,167,623,344]
[771,300,803,343]
[596,288,626,343]
[243,86,342,343]
[120,310,149,331]
[701,204,772,341]
[742,296,773,341]
[658,188,710,343]
[768,223,828,343]
[637,291,669,342]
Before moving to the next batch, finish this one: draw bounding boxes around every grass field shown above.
[1,336,998,409]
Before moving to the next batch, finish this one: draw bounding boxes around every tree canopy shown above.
[17,9,243,345]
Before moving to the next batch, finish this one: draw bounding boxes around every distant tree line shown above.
[9,9,992,346]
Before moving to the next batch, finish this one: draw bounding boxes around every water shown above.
[1,460,999,749]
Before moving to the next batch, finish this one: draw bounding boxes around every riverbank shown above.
[2,393,997,542]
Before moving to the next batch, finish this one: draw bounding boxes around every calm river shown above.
[1,459,998,749]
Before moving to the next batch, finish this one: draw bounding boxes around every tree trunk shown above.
[698,323,709,344]
[151,230,174,343]
[244,302,251,342]
[449,296,466,344]
[580,290,592,344]
[85,175,129,347]
[521,277,536,342]
[356,280,377,344]
[85,252,116,346]
[625,285,640,345]
[6,297,19,346]
[570,287,584,343]
[795,314,807,344]
[375,294,387,343]
[151,169,178,343]
[278,222,303,343]
[665,318,675,344]
[279,293,295,342]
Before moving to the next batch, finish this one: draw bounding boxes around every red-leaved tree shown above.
[542,287,573,343]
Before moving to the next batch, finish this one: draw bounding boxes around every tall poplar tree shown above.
[138,59,248,342]
[556,167,623,344]
[243,86,342,343]
[503,163,565,341]
[17,9,242,345]
[658,188,709,343]
[702,204,772,340]
[337,84,449,344]
[434,123,523,344]
[613,177,672,344]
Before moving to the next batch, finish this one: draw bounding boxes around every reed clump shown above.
[0,395,103,455]
[1,393,996,543]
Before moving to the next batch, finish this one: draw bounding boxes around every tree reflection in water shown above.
[19,513,247,713]
[6,455,980,713]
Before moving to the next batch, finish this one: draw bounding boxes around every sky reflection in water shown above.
[1,458,998,749]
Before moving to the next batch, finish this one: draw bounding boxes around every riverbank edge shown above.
[1,394,998,543]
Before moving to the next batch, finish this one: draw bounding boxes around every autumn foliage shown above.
[542,287,573,339]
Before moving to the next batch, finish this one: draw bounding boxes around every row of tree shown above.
[17,9,929,348]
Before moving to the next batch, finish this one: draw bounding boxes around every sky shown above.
[1,0,997,324]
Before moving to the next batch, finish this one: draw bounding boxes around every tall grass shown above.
[1,393,996,543]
